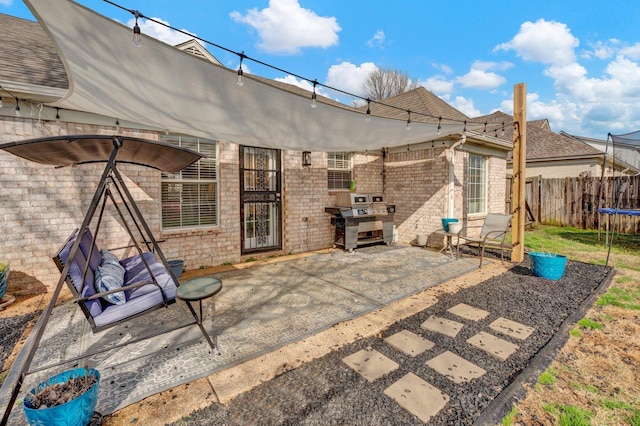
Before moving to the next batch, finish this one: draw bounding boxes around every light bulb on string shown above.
[237,51,245,87]
[501,122,505,137]
[55,108,60,125]
[132,11,143,47]
[406,110,411,130]
[14,98,20,117]
[311,80,318,108]
[115,118,120,133]
[0,97,3,109]
[365,98,371,122]
[437,116,442,135]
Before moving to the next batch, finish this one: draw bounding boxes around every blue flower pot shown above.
[23,368,100,426]
[0,265,9,300]
[529,252,567,280]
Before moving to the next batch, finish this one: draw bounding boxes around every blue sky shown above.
[3,0,640,139]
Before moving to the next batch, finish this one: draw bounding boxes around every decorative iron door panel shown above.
[240,146,282,254]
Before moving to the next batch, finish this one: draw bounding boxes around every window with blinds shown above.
[160,134,218,229]
[468,153,487,215]
[327,152,352,190]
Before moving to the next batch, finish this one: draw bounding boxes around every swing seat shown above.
[54,227,177,332]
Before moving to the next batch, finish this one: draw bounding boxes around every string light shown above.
[483,122,487,133]
[437,116,442,135]
[100,1,517,133]
[406,110,411,131]
[115,118,120,132]
[463,120,467,133]
[0,97,3,109]
[132,10,142,47]
[237,51,245,87]
[14,97,20,117]
[501,122,505,137]
[311,80,318,109]
[55,108,60,125]
[365,98,371,122]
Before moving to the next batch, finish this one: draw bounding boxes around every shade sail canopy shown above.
[0,135,203,172]
[609,130,640,147]
[24,0,478,151]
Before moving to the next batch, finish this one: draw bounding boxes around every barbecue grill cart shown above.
[325,193,395,252]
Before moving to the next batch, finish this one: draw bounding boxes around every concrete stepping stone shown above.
[421,315,464,338]
[384,330,435,357]
[384,372,450,423]
[426,350,487,383]
[342,348,399,382]
[467,331,519,361]
[447,303,490,321]
[489,317,535,340]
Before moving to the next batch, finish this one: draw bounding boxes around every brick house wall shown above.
[0,114,507,294]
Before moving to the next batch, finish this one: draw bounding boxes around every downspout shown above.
[447,133,466,218]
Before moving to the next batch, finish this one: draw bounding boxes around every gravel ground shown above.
[168,255,612,426]
[0,311,40,379]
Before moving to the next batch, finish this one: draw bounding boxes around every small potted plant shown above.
[0,262,9,301]
[23,367,100,426]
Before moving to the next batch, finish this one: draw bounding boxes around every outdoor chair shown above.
[457,213,513,268]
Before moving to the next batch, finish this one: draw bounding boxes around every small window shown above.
[328,152,352,190]
[160,134,218,229]
[468,153,487,215]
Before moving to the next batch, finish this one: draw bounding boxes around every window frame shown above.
[327,151,352,191]
[159,134,219,230]
[467,153,487,215]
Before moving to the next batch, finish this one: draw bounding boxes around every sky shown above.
[3,0,640,139]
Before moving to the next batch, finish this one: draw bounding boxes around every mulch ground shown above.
[167,255,613,425]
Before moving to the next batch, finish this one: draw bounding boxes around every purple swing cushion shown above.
[94,250,126,305]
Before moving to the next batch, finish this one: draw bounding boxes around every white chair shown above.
[457,213,512,267]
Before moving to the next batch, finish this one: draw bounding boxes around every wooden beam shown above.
[511,83,527,262]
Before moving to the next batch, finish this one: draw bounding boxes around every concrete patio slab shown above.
[426,350,487,383]
[383,372,450,423]
[342,347,399,382]
[447,302,490,321]
[467,331,519,361]
[421,315,465,338]
[384,329,435,357]
[489,317,535,340]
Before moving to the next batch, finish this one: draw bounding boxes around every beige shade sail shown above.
[0,135,203,172]
[24,0,478,152]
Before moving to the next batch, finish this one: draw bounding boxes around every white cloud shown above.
[230,0,341,54]
[274,75,331,98]
[325,61,378,97]
[620,43,640,60]
[472,60,513,72]
[450,96,481,117]
[126,17,195,46]
[420,76,454,96]
[367,30,385,48]
[456,69,506,90]
[582,39,620,60]
[0,0,12,5]
[495,19,578,66]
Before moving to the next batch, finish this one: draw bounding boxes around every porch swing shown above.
[0,135,218,424]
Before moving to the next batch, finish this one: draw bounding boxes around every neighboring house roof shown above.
[359,87,470,123]
[0,14,68,90]
[475,110,638,172]
[173,39,222,65]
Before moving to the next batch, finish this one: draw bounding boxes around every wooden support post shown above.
[511,83,527,263]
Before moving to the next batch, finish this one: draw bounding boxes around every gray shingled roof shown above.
[359,87,470,123]
[474,110,602,161]
[0,13,68,89]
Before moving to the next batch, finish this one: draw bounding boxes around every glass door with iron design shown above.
[240,146,282,254]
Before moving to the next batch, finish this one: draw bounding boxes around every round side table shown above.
[177,277,222,351]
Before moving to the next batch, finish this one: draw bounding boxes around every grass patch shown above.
[570,328,581,337]
[602,398,636,411]
[245,257,257,262]
[628,410,640,426]
[577,318,604,330]
[597,286,640,310]
[569,382,599,393]
[222,261,233,266]
[558,404,593,426]
[501,407,518,426]
[616,276,633,284]
[538,368,558,385]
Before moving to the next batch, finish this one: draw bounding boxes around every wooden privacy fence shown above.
[506,175,640,233]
